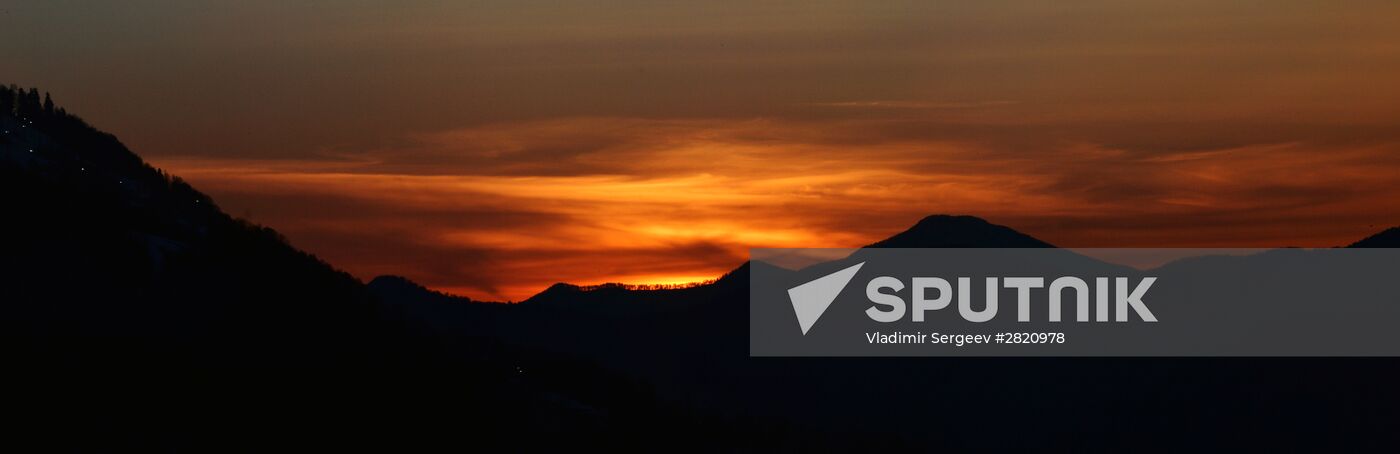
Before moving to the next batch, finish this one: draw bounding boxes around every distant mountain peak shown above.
[1348,227,1400,248]
[865,214,1053,248]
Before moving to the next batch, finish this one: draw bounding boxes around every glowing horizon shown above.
[153,115,1400,301]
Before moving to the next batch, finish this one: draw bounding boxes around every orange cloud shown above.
[153,117,1400,301]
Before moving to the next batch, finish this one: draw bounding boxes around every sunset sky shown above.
[4,1,1399,300]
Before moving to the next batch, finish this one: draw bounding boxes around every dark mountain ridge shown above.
[866,214,1056,248]
[1350,227,1400,248]
[2,86,799,451]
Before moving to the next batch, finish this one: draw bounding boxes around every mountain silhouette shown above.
[8,85,1400,450]
[1,86,795,451]
[866,214,1055,248]
[1,86,380,363]
[1349,227,1400,248]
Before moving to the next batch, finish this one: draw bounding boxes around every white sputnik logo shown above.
[787,262,865,335]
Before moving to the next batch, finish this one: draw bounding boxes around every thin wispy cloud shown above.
[803,100,1018,109]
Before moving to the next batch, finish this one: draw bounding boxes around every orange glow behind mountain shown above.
[155,116,1400,300]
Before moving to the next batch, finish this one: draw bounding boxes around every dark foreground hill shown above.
[0,86,824,451]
